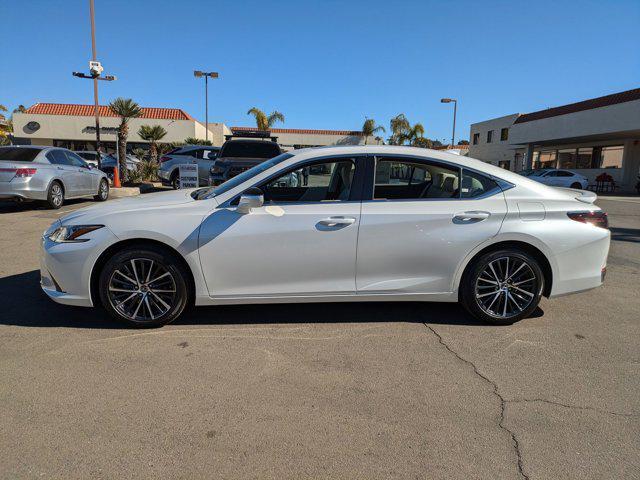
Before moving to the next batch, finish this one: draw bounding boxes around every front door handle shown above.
[453,211,490,223]
[318,216,356,227]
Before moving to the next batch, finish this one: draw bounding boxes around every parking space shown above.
[0,198,638,479]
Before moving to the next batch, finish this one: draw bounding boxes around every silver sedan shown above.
[0,146,110,209]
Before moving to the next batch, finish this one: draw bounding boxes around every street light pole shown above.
[194,70,219,143]
[440,98,458,147]
[89,0,101,157]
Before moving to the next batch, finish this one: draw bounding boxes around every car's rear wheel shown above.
[170,171,180,190]
[46,181,64,209]
[460,249,544,325]
[98,246,190,327]
[94,179,109,201]
[570,182,582,189]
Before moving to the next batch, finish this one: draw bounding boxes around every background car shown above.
[526,168,588,189]
[158,145,220,189]
[40,145,610,327]
[0,146,110,208]
[209,133,282,186]
[75,151,113,168]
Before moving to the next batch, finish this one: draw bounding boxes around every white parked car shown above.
[40,146,610,327]
[524,169,589,189]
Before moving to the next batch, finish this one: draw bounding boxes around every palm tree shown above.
[109,98,142,182]
[361,118,385,145]
[12,105,26,114]
[138,125,168,162]
[406,123,425,146]
[183,137,212,146]
[0,105,10,145]
[389,113,410,145]
[247,107,285,131]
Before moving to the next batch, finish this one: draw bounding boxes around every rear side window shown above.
[220,141,281,159]
[46,150,72,165]
[557,170,573,177]
[460,169,501,198]
[374,158,460,200]
[0,147,41,162]
[78,152,97,161]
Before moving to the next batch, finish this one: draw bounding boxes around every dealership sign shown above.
[178,164,198,189]
[83,126,119,135]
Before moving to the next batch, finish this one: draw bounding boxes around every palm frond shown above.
[267,111,285,128]
[109,98,142,123]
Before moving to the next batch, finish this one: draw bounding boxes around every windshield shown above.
[219,141,281,159]
[0,147,41,162]
[193,153,294,200]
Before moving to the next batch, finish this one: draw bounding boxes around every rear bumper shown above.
[0,179,48,201]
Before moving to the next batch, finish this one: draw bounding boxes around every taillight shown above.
[15,168,37,178]
[159,156,171,163]
[567,211,609,229]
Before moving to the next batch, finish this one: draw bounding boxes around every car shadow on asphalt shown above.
[610,227,640,244]
[0,270,543,329]
[0,199,89,214]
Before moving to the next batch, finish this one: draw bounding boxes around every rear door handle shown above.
[318,216,356,227]
[453,211,490,222]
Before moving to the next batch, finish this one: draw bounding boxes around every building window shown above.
[576,148,593,169]
[536,150,557,169]
[472,133,479,145]
[597,145,624,169]
[558,148,577,169]
[500,128,509,141]
[486,130,493,143]
[498,160,510,170]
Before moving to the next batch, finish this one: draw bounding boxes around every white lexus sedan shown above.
[40,146,610,327]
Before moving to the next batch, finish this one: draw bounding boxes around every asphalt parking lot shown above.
[0,197,638,479]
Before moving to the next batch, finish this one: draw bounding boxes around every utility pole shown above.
[72,0,116,169]
[194,71,219,143]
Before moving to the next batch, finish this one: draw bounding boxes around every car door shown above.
[198,156,365,297]
[355,156,508,294]
[540,171,560,186]
[197,149,217,185]
[65,151,97,193]
[47,150,83,196]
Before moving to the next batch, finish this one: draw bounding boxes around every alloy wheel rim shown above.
[52,184,63,206]
[100,181,108,198]
[475,256,537,319]
[107,258,177,322]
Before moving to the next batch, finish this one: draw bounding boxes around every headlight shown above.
[48,225,104,243]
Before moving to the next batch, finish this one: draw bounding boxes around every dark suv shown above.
[209,133,282,186]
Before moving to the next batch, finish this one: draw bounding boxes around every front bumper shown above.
[40,223,120,307]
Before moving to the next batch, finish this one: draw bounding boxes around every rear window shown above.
[219,141,281,159]
[0,147,41,162]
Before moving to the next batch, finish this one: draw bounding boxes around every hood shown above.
[59,189,196,225]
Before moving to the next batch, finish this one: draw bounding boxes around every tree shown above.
[184,137,212,146]
[412,137,433,149]
[0,105,11,146]
[247,107,285,130]
[361,118,385,145]
[138,125,168,162]
[109,98,142,182]
[13,105,26,114]
[406,123,425,146]
[457,140,469,145]
[388,114,410,145]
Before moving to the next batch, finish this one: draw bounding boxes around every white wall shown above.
[468,113,520,165]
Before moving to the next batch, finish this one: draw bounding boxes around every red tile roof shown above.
[514,87,640,124]
[232,126,363,136]
[24,103,194,121]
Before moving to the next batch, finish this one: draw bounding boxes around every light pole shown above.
[72,0,116,170]
[194,70,219,143]
[440,98,457,147]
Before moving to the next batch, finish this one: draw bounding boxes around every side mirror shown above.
[237,187,264,214]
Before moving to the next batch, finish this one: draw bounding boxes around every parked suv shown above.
[158,145,220,189]
[209,133,282,186]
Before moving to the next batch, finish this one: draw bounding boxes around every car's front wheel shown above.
[98,245,190,327]
[460,249,544,325]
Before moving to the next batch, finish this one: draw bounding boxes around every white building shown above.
[469,88,640,191]
[11,103,374,153]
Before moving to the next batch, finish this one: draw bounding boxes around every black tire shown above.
[46,181,64,209]
[94,178,109,201]
[98,245,190,328]
[170,171,180,190]
[570,182,582,189]
[460,249,544,325]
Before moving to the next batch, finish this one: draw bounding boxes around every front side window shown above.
[260,159,356,203]
[373,158,460,200]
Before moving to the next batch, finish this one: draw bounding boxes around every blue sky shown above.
[2,0,639,142]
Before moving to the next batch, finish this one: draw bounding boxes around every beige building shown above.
[468,88,640,191]
[11,103,374,153]
[11,103,231,151]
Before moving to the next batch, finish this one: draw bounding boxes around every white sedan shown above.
[41,146,610,327]
[524,169,589,189]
